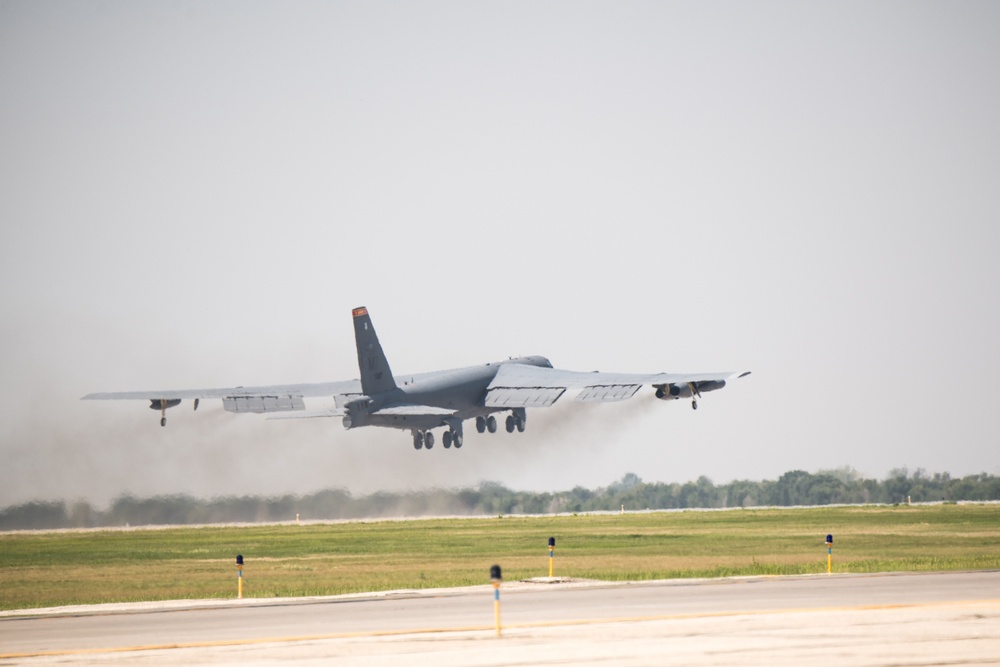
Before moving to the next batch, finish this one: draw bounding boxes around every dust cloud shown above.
[0,386,675,509]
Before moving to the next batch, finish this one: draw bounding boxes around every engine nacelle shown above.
[653,380,727,400]
[654,384,689,400]
[149,399,182,411]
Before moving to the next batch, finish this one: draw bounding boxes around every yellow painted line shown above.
[4,599,999,660]
[0,627,496,660]
[502,598,1000,631]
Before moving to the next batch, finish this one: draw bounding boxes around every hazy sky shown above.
[2,1,998,508]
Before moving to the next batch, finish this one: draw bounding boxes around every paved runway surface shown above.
[2,571,999,665]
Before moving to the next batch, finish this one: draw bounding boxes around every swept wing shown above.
[82,380,361,402]
[485,364,749,408]
[82,380,363,421]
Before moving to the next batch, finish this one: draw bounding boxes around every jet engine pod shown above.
[654,379,729,401]
[696,380,726,393]
[149,399,182,411]
[653,384,689,400]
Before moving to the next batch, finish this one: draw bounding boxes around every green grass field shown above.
[2,504,998,611]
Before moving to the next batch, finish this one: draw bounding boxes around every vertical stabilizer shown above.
[352,307,398,396]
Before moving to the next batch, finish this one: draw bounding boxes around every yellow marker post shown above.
[490,564,502,637]
[825,535,833,574]
[236,554,244,598]
[548,537,555,578]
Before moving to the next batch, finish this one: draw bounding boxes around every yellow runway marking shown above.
[4,599,999,660]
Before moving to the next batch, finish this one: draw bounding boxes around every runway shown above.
[2,571,999,665]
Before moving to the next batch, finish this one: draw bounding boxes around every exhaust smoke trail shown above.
[1,388,677,508]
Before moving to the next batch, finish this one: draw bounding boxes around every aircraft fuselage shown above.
[362,356,551,431]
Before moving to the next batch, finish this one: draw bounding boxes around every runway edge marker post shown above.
[548,537,556,578]
[490,564,502,637]
[826,535,833,574]
[236,554,244,598]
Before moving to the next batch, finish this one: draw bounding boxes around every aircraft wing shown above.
[82,380,362,401]
[485,363,749,408]
[82,380,363,415]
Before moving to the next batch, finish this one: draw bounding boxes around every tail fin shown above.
[352,307,398,396]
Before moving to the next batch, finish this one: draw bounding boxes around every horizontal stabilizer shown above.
[372,404,456,417]
[576,384,641,403]
[267,408,345,420]
[485,386,566,408]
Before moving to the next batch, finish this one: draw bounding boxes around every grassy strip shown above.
[1,504,998,611]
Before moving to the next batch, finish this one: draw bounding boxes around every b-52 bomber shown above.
[84,307,750,451]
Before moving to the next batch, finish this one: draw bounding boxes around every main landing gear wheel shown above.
[486,415,497,433]
[424,431,435,449]
[506,412,526,433]
[453,432,463,448]
[443,431,453,449]
[476,416,486,434]
[413,431,424,450]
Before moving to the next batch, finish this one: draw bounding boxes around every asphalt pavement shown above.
[2,571,998,666]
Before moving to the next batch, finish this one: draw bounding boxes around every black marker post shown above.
[236,554,244,598]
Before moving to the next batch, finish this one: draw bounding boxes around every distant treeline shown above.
[3,468,999,530]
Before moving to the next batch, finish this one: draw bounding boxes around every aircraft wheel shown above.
[692,400,698,410]
[453,432,463,448]
[424,431,435,449]
[516,419,525,433]
[160,417,166,427]
[443,431,453,449]
[505,415,515,433]
[476,416,486,434]
[486,415,497,433]
[413,432,424,450]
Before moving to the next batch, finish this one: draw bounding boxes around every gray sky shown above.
[2,1,998,508]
